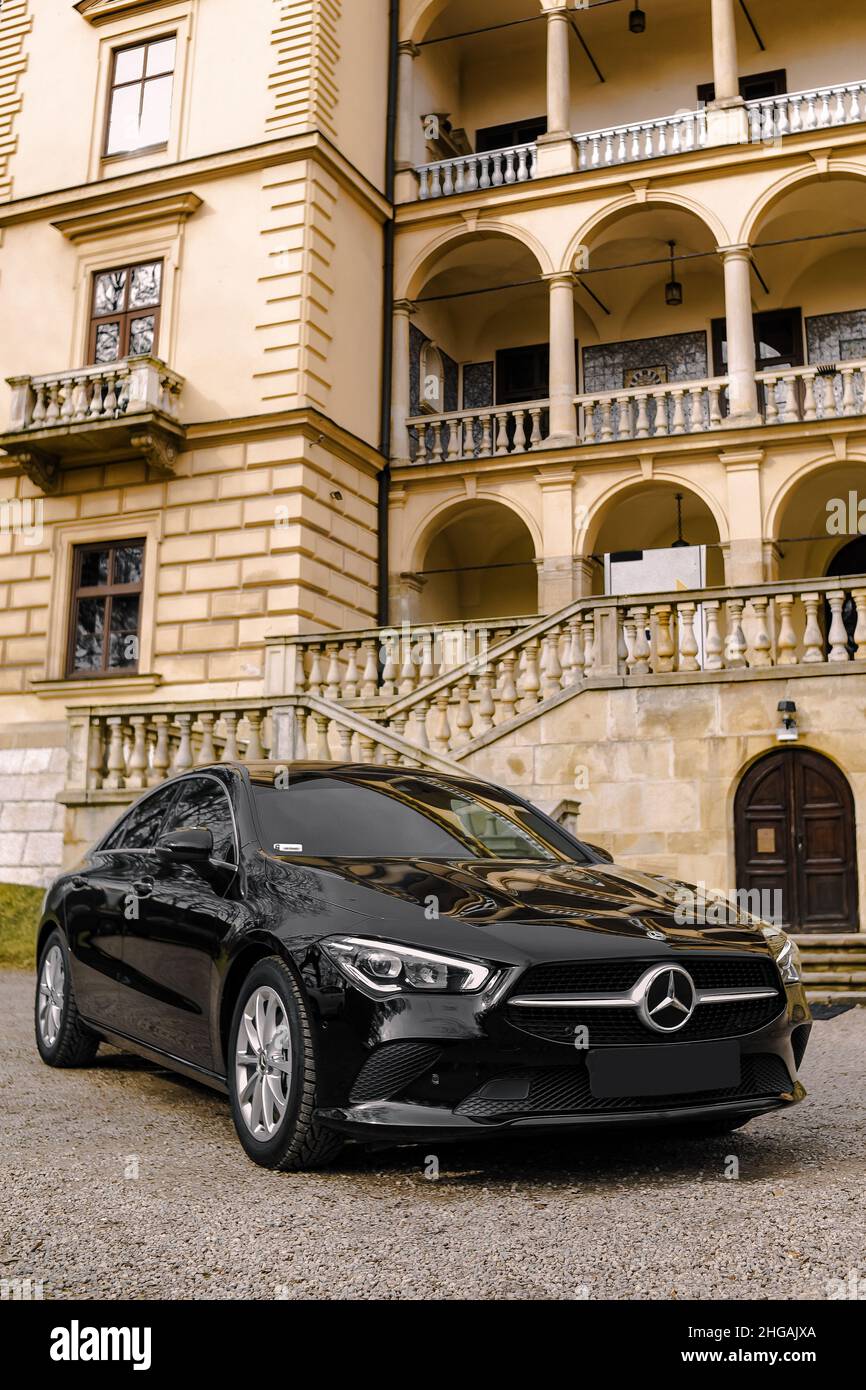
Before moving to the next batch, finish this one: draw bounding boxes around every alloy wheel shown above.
[37,944,66,1048]
[235,986,292,1140]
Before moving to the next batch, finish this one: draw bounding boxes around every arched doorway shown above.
[735,749,858,933]
[413,500,538,623]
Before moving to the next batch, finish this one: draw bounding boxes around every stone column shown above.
[546,272,577,445]
[395,41,419,201]
[721,448,766,585]
[391,299,415,464]
[719,247,761,426]
[538,468,576,610]
[707,0,748,144]
[535,5,578,176]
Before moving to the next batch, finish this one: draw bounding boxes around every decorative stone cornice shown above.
[52,192,203,242]
[74,0,182,25]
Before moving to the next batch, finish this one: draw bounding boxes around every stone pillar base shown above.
[721,539,766,586]
[534,133,579,178]
[705,102,749,147]
[721,411,763,430]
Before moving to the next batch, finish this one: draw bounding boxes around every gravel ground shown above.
[1,970,864,1301]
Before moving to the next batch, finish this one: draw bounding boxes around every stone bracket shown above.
[129,426,181,478]
[6,448,61,495]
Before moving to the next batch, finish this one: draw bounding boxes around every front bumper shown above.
[307,959,812,1142]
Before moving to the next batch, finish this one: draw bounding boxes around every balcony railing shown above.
[2,355,185,489]
[7,356,183,433]
[414,79,866,196]
[407,399,549,463]
[758,360,866,423]
[577,377,728,444]
[416,140,538,199]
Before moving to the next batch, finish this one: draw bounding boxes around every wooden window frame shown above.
[67,539,146,679]
[103,34,177,160]
[88,259,163,365]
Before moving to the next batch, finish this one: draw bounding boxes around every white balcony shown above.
[1,355,185,491]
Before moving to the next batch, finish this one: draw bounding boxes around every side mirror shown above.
[156,827,214,862]
[583,841,614,863]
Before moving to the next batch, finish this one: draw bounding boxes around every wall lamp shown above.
[777,700,799,742]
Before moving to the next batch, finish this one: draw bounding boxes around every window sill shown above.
[30,673,163,700]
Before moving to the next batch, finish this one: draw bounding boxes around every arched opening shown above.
[412,500,537,623]
[771,459,866,583]
[735,748,858,932]
[583,480,724,595]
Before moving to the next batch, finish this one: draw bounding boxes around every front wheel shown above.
[34,929,100,1067]
[227,956,343,1171]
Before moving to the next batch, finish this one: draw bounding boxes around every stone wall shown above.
[0,740,66,886]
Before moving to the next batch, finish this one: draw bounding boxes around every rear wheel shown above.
[227,955,343,1171]
[34,929,100,1067]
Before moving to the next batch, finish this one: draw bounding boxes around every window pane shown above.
[163,780,235,862]
[73,598,105,671]
[119,789,175,850]
[105,84,141,155]
[94,322,121,364]
[80,548,110,587]
[129,262,162,309]
[138,74,172,147]
[145,37,176,77]
[128,315,155,356]
[114,45,145,84]
[94,269,127,316]
[113,544,143,585]
[108,595,141,669]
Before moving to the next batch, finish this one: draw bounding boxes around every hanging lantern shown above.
[665,240,683,306]
[671,492,689,548]
[629,6,646,33]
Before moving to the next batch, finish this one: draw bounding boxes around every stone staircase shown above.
[795,935,866,1003]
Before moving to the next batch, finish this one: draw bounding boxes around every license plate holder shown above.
[587,1041,741,1099]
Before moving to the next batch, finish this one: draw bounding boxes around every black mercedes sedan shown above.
[35,762,811,1169]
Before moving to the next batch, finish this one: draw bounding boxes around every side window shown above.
[105,785,177,851]
[161,778,236,863]
[105,36,177,158]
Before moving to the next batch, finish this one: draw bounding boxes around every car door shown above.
[63,785,178,1030]
[121,774,240,1071]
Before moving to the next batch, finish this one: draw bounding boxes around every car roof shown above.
[198,761,486,788]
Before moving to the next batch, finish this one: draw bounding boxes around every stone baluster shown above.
[324,643,341,699]
[380,636,399,697]
[102,717,126,790]
[221,711,240,762]
[518,640,541,711]
[311,713,330,760]
[494,411,510,455]
[398,640,417,696]
[748,596,773,667]
[634,393,650,439]
[629,607,651,674]
[245,709,266,760]
[85,717,105,790]
[476,668,496,732]
[541,629,562,698]
[307,644,324,696]
[431,692,452,755]
[293,645,308,695]
[196,711,217,764]
[677,602,700,671]
[360,639,379,699]
[412,698,431,748]
[703,600,723,670]
[528,407,544,449]
[418,630,436,683]
[802,371,818,421]
[763,375,779,423]
[622,611,637,674]
[841,367,858,417]
[146,715,169,784]
[342,642,360,699]
[582,618,596,677]
[454,678,474,746]
[775,594,798,665]
[852,589,866,660]
[670,390,686,436]
[652,605,675,672]
[599,399,613,442]
[708,384,723,428]
[725,598,747,668]
[827,589,850,661]
[497,655,518,721]
[172,714,194,773]
[801,592,824,663]
[335,722,354,761]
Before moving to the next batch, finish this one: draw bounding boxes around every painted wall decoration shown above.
[806,309,866,364]
[583,331,709,393]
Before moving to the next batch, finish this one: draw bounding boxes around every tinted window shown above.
[252,773,584,861]
[161,777,236,862]
[105,785,177,850]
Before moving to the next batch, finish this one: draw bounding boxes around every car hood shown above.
[267,854,771,962]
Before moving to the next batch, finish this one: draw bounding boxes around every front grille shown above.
[516,956,781,996]
[455,1053,793,1121]
[506,956,784,1046]
[349,1041,442,1104]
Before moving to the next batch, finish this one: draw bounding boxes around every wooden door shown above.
[735,749,858,932]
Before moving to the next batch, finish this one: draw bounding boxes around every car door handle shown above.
[132,877,154,897]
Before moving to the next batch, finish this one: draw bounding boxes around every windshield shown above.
[251,771,586,862]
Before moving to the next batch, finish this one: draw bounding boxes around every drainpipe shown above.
[377,0,400,626]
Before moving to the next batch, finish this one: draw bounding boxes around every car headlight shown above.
[762,926,802,984]
[320,936,495,996]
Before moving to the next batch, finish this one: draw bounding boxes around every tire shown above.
[227,955,344,1171]
[34,929,100,1068]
